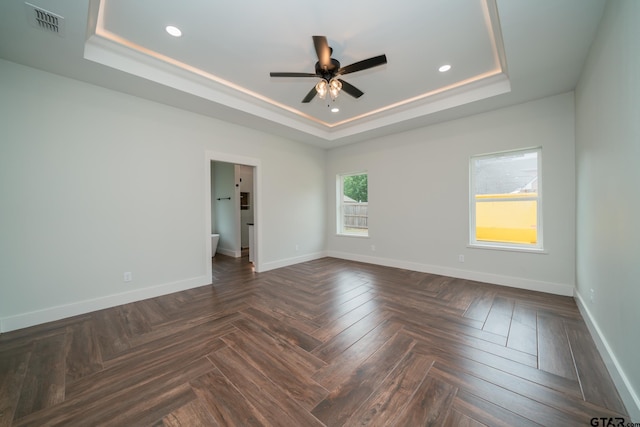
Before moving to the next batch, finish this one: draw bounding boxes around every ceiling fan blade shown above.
[312,35,333,70]
[338,54,387,75]
[302,86,317,103]
[338,79,364,99]
[270,72,319,78]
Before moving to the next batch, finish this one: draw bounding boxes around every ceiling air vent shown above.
[25,2,65,37]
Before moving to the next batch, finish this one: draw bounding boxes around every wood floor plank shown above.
[135,299,170,327]
[565,319,627,413]
[160,399,220,427]
[311,309,388,362]
[391,374,458,426]
[312,319,403,390]
[101,383,196,427]
[92,308,131,361]
[311,332,415,426]
[506,304,538,355]
[209,346,325,427]
[241,306,322,352]
[379,289,478,325]
[420,275,453,294]
[0,347,31,427]
[120,302,153,337]
[512,296,581,320]
[257,281,323,320]
[246,300,321,335]
[312,290,377,326]
[190,369,268,427]
[344,351,433,426]
[220,330,328,410]
[232,316,325,374]
[12,333,66,421]
[443,408,488,427]
[482,296,514,337]
[451,389,541,427]
[0,315,91,352]
[311,298,379,342]
[463,291,496,323]
[435,278,478,311]
[126,311,242,350]
[537,314,577,380]
[64,320,102,384]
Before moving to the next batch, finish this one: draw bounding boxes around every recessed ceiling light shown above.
[439,64,452,72]
[165,25,182,37]
[331,107,340,113]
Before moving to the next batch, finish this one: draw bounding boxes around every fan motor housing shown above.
[315,58,341,76]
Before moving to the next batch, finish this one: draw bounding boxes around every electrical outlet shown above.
[123,272,132,282]
[371,245,376,252]
[458,254,465,263]
[589,288,595,303]
[295,244,299,251]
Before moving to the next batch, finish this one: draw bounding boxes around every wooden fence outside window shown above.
[344,202,368,229]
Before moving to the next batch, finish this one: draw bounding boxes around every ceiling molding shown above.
[0,0,605,147]
[86,0,510,142]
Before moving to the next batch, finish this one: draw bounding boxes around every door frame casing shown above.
[205,151,261,277]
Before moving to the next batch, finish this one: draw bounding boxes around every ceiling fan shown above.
[270,36,387,103]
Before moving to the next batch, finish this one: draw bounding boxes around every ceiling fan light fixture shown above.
[316,80,328,99]
[270,36,387,104]
[329,78,342,100]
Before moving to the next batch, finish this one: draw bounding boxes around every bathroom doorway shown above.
[205,151,260,278]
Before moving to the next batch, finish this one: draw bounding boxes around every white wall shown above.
[575,0,640,419]
[327,93,576,296]
[0,59,326,332]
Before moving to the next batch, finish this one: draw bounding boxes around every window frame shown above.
[336,171,369,237]
[469,147,543,252]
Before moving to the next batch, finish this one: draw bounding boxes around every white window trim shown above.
[336,171,369,237]
[469,147,543,251]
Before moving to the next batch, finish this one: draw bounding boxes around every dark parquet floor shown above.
[0,255,629,426]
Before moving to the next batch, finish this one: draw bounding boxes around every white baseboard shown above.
[0,275,211,333]
[574,290,640,422]
[259,251,327,272]
[215,247,239,258]
[326,251,574,296]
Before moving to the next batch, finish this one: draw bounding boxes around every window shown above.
[470,148,542,250]
[337,172,368,236]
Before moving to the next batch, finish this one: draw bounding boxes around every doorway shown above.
[205,151,261,279]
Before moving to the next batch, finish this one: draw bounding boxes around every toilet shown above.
[211,234,220,257]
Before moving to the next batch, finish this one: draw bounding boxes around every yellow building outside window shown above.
[470,147,542,250]
[475,193,537,245]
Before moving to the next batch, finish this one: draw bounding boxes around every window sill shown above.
[468,243,547,254]
[336,233,370,239]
